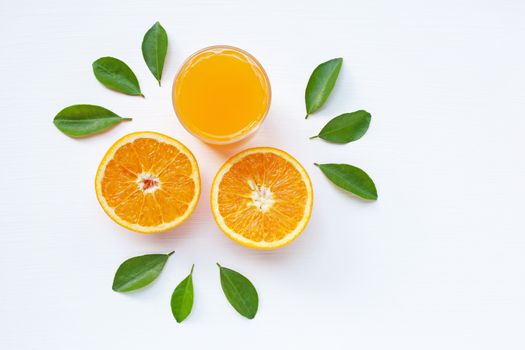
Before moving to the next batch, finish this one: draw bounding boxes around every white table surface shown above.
[2,0,525,348]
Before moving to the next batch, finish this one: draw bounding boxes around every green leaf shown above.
[315,163,378,200]
[170,265,195,323]
[142,21,168,86]
[217,263,258,319]
[311,110,371,143]
[92,57,144,96]
[53,104,132,137]
[112,251,174,292]
[305,57,343,118]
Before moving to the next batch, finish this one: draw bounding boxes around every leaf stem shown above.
[122,117,133,121]
[216,262,222,268]
[167,251,175,257]
[139,93,145,98]
[309,135,319,139]
[314,163,320,167]
[190,264,195,274]
[158,80,161,87]
[305,114,309,119]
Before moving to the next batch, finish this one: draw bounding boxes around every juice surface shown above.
[173,46,271,143]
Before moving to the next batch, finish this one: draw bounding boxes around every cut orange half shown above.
[95,131,201,233]
[211,147,313,249]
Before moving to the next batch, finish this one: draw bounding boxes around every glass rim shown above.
[172,45,272,145]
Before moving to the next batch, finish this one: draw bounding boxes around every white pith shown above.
[136,173,161,193]
[247,180,275,212]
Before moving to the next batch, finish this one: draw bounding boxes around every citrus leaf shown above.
[92,57,144,96]
[142,21,168,86]
[112,251,174,292]
[315,163,378,200]
[170,265,194,323]
[217,263,258,319]
[311,110,371,143]
[305,57,343,118]
[53,104,131,137]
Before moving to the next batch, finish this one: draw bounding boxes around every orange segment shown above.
[95,131,201,233]
[211,147,313,249]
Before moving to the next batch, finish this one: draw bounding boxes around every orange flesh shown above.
[173,47,270,142]
[101,138,196,228]
[217,152,308,242]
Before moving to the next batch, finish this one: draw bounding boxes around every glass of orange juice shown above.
[172,45,271,144]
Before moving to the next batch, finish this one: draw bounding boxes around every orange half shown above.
[211,147,313,249]
[95,131,201,233]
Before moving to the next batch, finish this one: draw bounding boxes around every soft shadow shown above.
[114,209,203,253]
[201,132,258,158]
[218,224,319,268]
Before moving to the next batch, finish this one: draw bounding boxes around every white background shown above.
[1,0,525,348]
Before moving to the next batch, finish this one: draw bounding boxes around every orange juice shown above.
[173,46,271,144]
